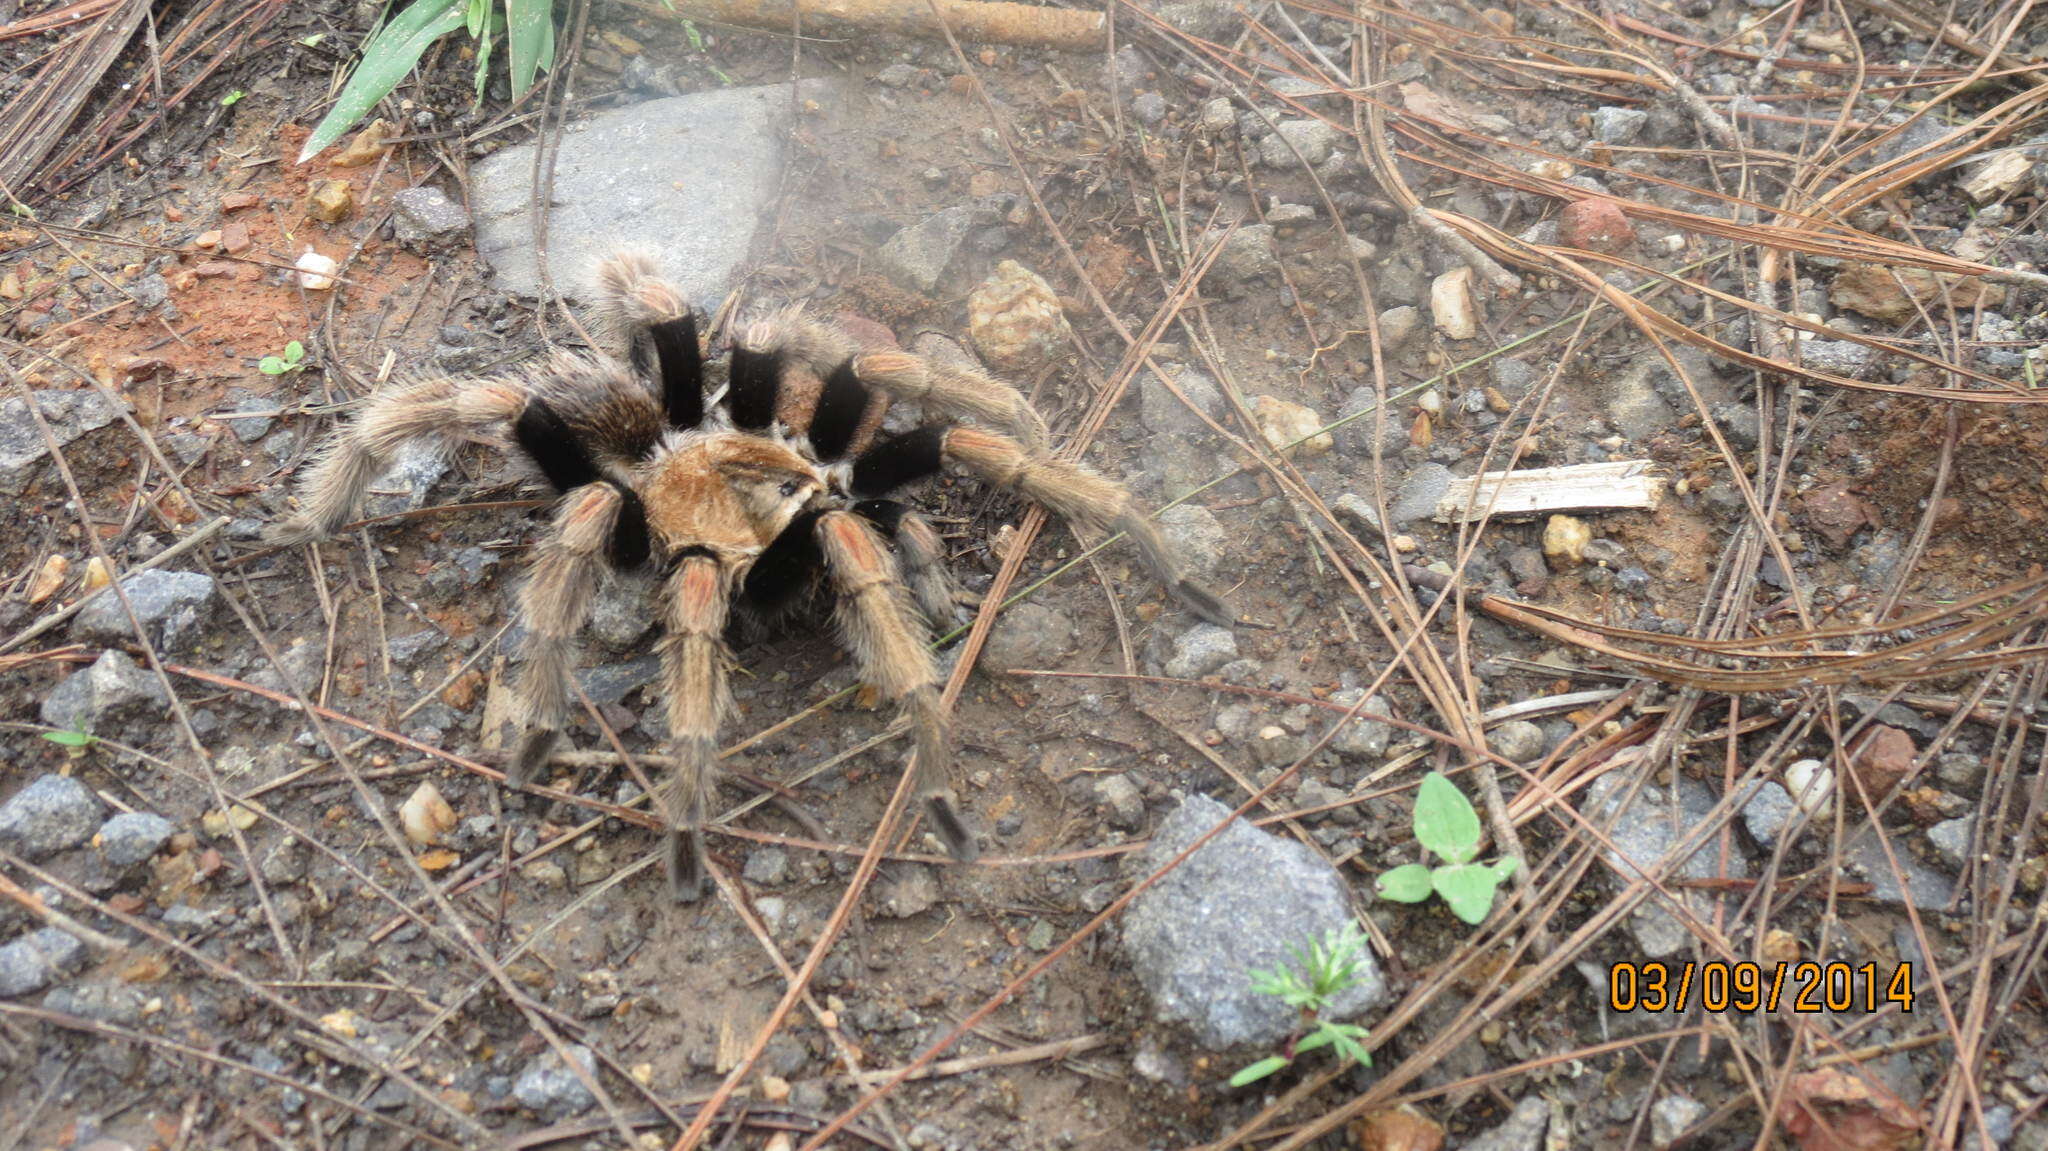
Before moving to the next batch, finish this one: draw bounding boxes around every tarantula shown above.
[270,254,1231,901]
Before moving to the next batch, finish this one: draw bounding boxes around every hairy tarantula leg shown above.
[507,483,633,785]
[854,500,977,629]
[815,511,976,863]
[657,553,736,904]
[268,374,527,545]
[850,426,1236,627]
[848,350,1051,453]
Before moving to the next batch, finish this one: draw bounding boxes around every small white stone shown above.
[296,249,339,290]
[1782,759,1835,816]
[1252,394,1333,457]
[1430,266,1478,340]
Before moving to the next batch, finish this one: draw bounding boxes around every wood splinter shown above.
[1434,460,1664,523]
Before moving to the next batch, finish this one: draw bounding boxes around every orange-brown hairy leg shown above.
[849,351,1050,452]
[814,512,973,861]
[269,374,527,545]
[592,252,689,337]
[891,509,975,629]
[657,553,735,903]
[940,427,1235,626]
[507,484,626,785]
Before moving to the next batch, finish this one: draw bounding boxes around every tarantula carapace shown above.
[271,254,1232,902]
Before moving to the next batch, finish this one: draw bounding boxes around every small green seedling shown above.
[1229,923,1374,1087]
[221,89,246,107]
[1375,772,1519,925]
[260,341,307,376]
[41,725,96,750]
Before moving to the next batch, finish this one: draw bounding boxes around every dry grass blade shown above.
[0,0,147,195]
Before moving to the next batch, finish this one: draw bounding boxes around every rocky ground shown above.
[3,0,2048,1148]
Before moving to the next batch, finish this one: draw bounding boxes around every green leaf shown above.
[284,340,305,364]
[681,17,703,50]
[504,0,554,99]
[1228,1056,1291,1087]
[221,89,245,107]
[465,0,488,40]
[1294,1028,1338,1055]
[1432,862,1502,925]
[1375,862,1434,903]
[299,33,326,46]
[1413,771,1482,864]
[1330,1027,1372,1067]
[298,0,466,163]
[41,730,94,747]
[1489,856,1520,882]
[260,356,287,375]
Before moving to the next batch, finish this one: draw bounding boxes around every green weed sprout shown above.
[260,341,307,376]
[298,0,555,163]
[42,725,96,750]
[1374,771,1519,925]
[1229,923,1374,1087]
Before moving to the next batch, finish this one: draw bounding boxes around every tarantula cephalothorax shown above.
[271,254,1232,901]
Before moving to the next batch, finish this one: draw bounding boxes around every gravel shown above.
[742,847,789,886]
[1927,816,1976,871]
[876,205,981,293]
[0,390,119,497]
[1164,623,1238,679]
[511,1044,598,1117]
[0,775,106,861]
[390,186,470,246]
[1259,119,1339,168]
[1389,464,1453,524]
[1489,720,1546,763]
[1156,505,1227,580]
[97,811,175,868]
[1120,794,1383,1048]
[1212,224,1279,283]
[1738,781,1801,844]
[1584,773,1749,957]
[980,602,1077,673]
[587,570,659,651]
[1591,107,1649,144]
[0,927,90,998]
[69,570,218,655]
[1094,774,1146,829]
[1327,688,1392,758]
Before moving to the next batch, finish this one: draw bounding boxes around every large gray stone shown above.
[875,205,980,293]
[0,775,105,861]
[1389,463,1452,524]
[471,83,830,303]
[70,569,217,654]
[41,650,169,734]
[1122,794,1383,1048]
[1584,773,1749,958]
[512,1044,597,1116]
[391,186,470,246]
[0,390,118,496]
[0,927,89,998]
[98,812,175,868]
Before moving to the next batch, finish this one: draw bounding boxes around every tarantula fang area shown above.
[270,253,1234,903]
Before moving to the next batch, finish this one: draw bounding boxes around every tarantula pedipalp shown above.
[271,253,1232,902]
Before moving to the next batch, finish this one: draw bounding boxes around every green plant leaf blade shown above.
[42,730,93,747]
[1375,862,1434,903]
[1432,862,1501,925]
[1228,1056,1291,1087]
[259,357,286,375]
[1413,771,1482,864]
[284,340,304,363]
[1490,856,1520,882]
[299,0,466,163]
[504,0,554,98]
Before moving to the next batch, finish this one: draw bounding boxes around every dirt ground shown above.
[4,0,2048,1148]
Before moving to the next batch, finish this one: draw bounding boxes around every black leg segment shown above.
[849,425,948,499]
[606,483,652,569]
[650,315,705,430]
[514,399,603,493]
[726,345,782,430]
[806,357,873,461]
[742,509,825,613]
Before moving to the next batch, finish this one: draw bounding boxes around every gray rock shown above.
[0,775,106,861]
[1390,463,1452,524]
[222,392,274,443]
[386,629,444,665]
[742,846,789,886]
[1377,305,1422,347]
[1095,774,1146,829]
[1165,623,1237,679]
[1335,387,1406,460]
[1492,357,1538,398]
[41,981,146,1024]
[876,205,979,293]
[1489,720,1545,763]
[1591,107,1649,145]
[1927,816,1975,871]
[0,927,89,998]
[1584,773,1749,957]
[1651,1095,1706,1147]
[576,655,660,706]
[1259,119,1338,168]
[1331,492,1381,534]
[1327,688,1391,758]
[472,83,830,302]
[1213,224,1279,283]
[40,650,169,735]
[1845,835,1954,909]
[71,569,217,655]
[1,390,119,497]
[1711,402,1761,452]
[1156,0,1236,38]
[1132,91,1166,126]
[391,186,470,246]
[512,1044,597,1116]
[362,438,450,518]
[1200,98,1236,133]
[878,864,939,918]
[1739,781,1800,844]
[1463,1095,1549,1151]
[1121,794,1383,1048]
[1139,367,1223,437]
[588,570,659,651]
[980,602,1077,673]
[1799,339,1875,378]
[1935,752,1986,791]
[1156,504,1227,580]
[97,812,175,868]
